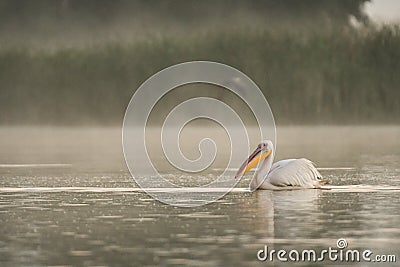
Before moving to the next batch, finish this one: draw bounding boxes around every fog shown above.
[2,125,399,174]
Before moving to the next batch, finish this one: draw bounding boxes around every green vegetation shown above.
[1,25,399,125]
[3,0,394,125]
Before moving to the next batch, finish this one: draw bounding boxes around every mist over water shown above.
[0,125,398,186]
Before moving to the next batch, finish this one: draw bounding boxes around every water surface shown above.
[0,126,399,266]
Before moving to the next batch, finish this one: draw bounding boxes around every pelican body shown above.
[235,140,324,190]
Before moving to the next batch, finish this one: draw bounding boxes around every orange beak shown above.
[234,146,271,179]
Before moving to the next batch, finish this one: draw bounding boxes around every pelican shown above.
[235,140,325,190]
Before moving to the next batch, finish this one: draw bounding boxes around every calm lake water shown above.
[0,126,399,266]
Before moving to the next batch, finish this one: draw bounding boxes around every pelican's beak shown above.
[234,146,271,179]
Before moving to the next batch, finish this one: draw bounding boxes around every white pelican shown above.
[235,140,325,190]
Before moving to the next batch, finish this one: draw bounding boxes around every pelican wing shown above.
[267,158,322,188]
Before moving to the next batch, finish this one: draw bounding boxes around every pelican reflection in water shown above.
[235,140,326,190]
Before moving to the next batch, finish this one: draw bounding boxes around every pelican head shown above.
[235,140,273,179]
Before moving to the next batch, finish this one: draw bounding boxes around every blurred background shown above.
[0,0,399,126]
